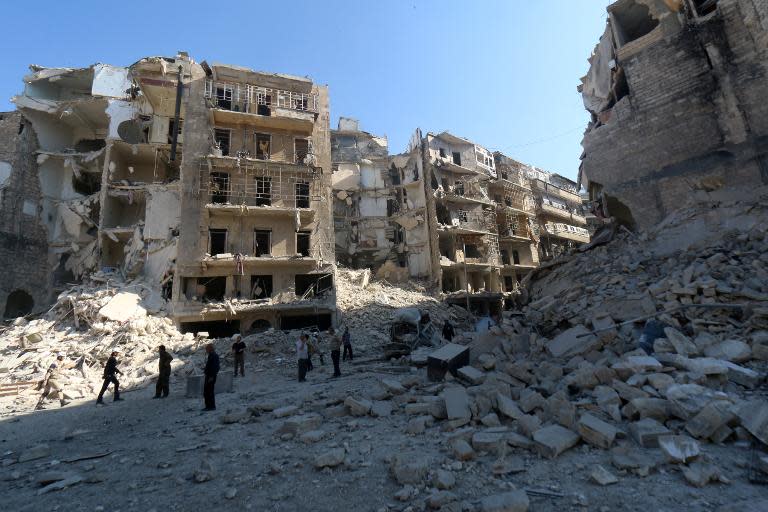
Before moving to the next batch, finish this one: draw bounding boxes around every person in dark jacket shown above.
[231,334,246,377]
[342,327,353,361]
[442,320,455,342]
[328,327,342,378]
[153,345,173,398]
[202,344,220,411]
[96,351,123,404]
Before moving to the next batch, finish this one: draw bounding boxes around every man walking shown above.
[328,327,342,378]
[38,355,71,409]
[203,344,219,411]
[153,345,173,398]
[342,327,353,361]
[231,334,246,377]
[296,334,310,382]
[96,351,123,404]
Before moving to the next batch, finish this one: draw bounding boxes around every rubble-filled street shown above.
[1,196,767,511]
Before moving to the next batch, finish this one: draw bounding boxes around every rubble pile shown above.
[0,278,201,413]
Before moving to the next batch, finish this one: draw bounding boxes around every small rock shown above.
[533,425,580,459]
[345,397,372,416]
[18,444,50,463]
[433,469,456,490]
[391,453,431,484]
[273,405,299,418]
[193,459,215,483]
[313,448,346,469]
[590,465,618,486]
[658,435,700,464]
[481,490,530,512]
[451,439,475,461]
[224,487,237,500]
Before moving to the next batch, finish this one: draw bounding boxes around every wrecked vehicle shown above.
[383,307,438,359]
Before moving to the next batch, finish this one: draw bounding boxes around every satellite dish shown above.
[117,120,143,144]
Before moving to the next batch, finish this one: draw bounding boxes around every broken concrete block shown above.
[273,405,299,418]
[381,378,406,395]
[704,339,751,363]
[594,386,622,422]
[610,447,658,476]
[391,453,431,484]
[621,398,670,422]
[664,327,699,357]
[683,461,728,487]
[314,448,346,469]
[612,355,662,380]
[406,416,432,435]
[371,400,393,417]
[658,435,700,464]
[590,465,619,486]
[481,413,501,427]
[665,383,721,420]
[646,373,675,393]
[276,413,322,435]
[533,425,580,459]
[478,353,496,370]
[451,439,475,461]
[545,392,577,429]
[300,430,325,444]
[685,401,736,440]
[480,490,529,512]
[495,393,524,421]
[629,418,671,448]
[578,414,618,449]
[433,469,456,490]
[98,292,146,322]
[427,343,470,381]
[547,325,599,359]
[518,389,545,413]
[457,365,486,385]
[611,379,650,402]
[735,400,768,445]
[345,397,372,416]
[472,432,505,454]
[592,314,617,343]
[505,431,535,450]
[427,490,459,509]
[722,361,761,389]
[444,387,471,420]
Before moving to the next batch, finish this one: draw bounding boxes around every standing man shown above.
[37,355,71,409]
[328,327,342,378]
[231,334,246,377]
[202,344,219,411]
[442,320,455,342]
[296,334,310,382]
[153,345,173,399]
[96,351,123,404]
[342,327,353,361]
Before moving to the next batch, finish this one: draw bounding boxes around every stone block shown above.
[735,400,768,445]
[658,435,700,464]
[704,339,751,363]
[345,396,372,416]
[428,343,470,381]
[685,401,735,440]
[457,365,486,385]
[451,439,475,461]
[578,414,618,449]
[629,418,670,448]
[380,378,406,395]
[480,490,529,512]
[444,387,471,420]
[313,448,345,469]
[276,413,322,435]
[547,325,599,359]
[519,389,545,413]
[272,405,299,418]
[496,393,524,421]
[621,398,670,422]
[433,469,456,490]
[590,465,618,486]
[472,432,505,454]
[533,425,580,459]
[391,453,431,484]
[371,400,393,417]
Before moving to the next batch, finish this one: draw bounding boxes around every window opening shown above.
[209,228,227,255]
[254,229,272,256]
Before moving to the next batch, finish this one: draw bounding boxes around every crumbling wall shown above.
[0,112,51,317]
[580,0,768,230]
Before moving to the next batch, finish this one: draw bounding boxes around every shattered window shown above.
[214,129,231,156]
[255,133,271,160]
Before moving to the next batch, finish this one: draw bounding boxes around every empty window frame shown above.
[503,275,515,292]
[296,231,311,257]
[295,273,333,297]
[454,181,465,196]
[254,229,272,256]
[214,128,231,156]
[457,210,468,223]
[215,85,233,110]
[256,91,272,116]
[209,228,228,255]
[295,181,310,208]
[475,147,494,169]
[512,250,521,265]
[168,119,183,143]
[209,172,230,204]
[439,148,447,158]
[295,138,311,165]
[694,0,718,16]
[255,177,272,206]
[255,132,271,160]
[198,276,226,301]
[452,152,462,166]
[250,275,273,299]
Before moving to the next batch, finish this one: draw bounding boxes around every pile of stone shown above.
[0,278,203,413]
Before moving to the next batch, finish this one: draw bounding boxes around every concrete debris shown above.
[658,435,700,464]
[480,490,529,512]
[390,453,430,485]
[533,425,581,459]
[590,465,619,486]
[313,448,346,469]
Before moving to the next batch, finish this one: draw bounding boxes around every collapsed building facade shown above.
[4,54,336,334]
[579,0,768,230]
[331,127,589,313]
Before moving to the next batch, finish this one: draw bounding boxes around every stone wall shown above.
[0,111,51,317]
[581,0,768,230]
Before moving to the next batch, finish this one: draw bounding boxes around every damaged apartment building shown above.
[579,0,768,230]
[331,120,433,282]
[5,53,336,335]
[330,126,588,313]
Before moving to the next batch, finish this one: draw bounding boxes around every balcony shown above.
[544,222,590,243]
[539,202,587,225]
[438,208,497,235]
[530,179,581,204]
[204,80,318,133]
[199,157,320,214]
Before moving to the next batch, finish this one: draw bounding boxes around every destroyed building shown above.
[5,54,336,334]
[579,0,768,230]
[527,168,589,261]
[172,62,335,336]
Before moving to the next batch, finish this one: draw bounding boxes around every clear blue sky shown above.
[0,1,609,181]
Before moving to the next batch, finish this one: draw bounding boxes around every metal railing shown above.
[545,222,590,238]
[205,80,318,114]
[199,159,320,208]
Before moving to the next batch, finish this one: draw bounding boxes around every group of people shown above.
[295,326,353,382]
[39,325,355,412]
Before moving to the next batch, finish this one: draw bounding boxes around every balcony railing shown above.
[439,208,497,234]
[199,159,320,209]
[204,80,318,114]
[544,222,590,242]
